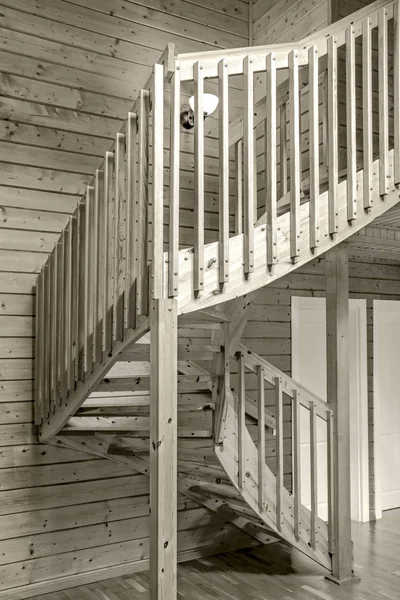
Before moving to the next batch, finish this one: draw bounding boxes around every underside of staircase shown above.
[35,0,400,597]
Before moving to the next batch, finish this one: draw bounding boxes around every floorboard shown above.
[27,508,400,600]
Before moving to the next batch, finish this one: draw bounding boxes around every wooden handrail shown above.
[177,0,393,81]
[236,343,331,421]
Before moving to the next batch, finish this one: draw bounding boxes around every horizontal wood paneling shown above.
[0,0,251,595]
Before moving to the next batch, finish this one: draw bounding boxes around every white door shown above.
[292,297,369,522]
[374,300,400,515]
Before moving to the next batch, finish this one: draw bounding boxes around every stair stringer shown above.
[215,392,332,571]
[174,151,400,315]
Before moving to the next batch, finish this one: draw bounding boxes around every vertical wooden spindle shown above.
[235,140,243,234]
[64,218,72,400]
[43,263,50,419]
[152,63,164,299]
[103,152,113,356]
[194,61,205,294]
[50,249,57,408]
[137,90,150,316]
[169,70,180,298]
[346,26,357,221]
[94,169,104,363]
[78,201,86,382]
[327,410,335,553]
[309,45,319,249]
[70,215,78,390]
[328,35,338,235]
[266,52,277,267]
[378,8,389,195]
[275,376,283,530]
[395,1,400,184]
[114,133,126,342]
[280,103,288,198]
[84,187,95,375]
[363,17,373,209]
[35,272,43,425]
[289,50,300,261]
[293,389,301,540]
[219,58,230,286]
[238,352,246,490]
[126,113,137,329]
[56,235,65,404]
[92,175,99,365]
[243,56,255,276]
[92,171,100,364]
[257,365,265,511]
[310,402,318,550]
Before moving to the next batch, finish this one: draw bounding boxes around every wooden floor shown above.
[29,509,400,600]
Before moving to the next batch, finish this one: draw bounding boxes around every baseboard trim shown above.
[0,539,261,600]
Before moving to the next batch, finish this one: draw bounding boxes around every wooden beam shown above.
[150,298,178,600]
[326,244,353,583]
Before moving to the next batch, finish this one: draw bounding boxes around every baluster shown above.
[327,410,335,553]
[114,133,126,342]
[293,389,301,541]
[235,140,243,234]
[379,8,389,196]
[280,103,288,198]
[309,45,319,249]
[310,402,318,550]
[35,271,43,425]
[243,56,255,276]
[103,152,113,356]
[395,1,400,184]
[43,263,50,419]
[289,50,300,261]
[194,61,205,294]
[266,52,277,267]
[94,169,104,363]
[50,249,57,409]
[126,113,137,329]
[169,70,180,297]
[275,376,283,531]
[328,35,338,235]
[257,365,265,511]
[92,171,100,364]
[56,235,65,405]
[346,26,357,221]
[137,90,150,316]
[64,217,72,399]
[219,58,230,286]
[84,187,95,375]
[78,201,86,382]
[363,17,373,209]
[322,72,328,172]
[238,352,246,490]
[152,63,164,299]
[70,215,78,390]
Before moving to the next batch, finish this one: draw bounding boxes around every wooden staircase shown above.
[34,0,400,593]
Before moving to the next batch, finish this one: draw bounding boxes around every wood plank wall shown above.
[245,256,400,520]
[252,0,329,46]
[0,1,252,597]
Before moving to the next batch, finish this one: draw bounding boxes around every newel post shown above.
[325,243,354,583]
[150,298,178,599]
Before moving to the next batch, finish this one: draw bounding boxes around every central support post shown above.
[326,244,354,583]
[150,298,178,600]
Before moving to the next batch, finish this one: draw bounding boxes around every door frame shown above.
[291,296,370,522]
[373,299,400,518]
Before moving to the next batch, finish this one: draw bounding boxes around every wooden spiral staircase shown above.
[35,0,400,596]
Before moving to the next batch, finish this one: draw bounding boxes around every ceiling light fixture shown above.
[180,93,219,130]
